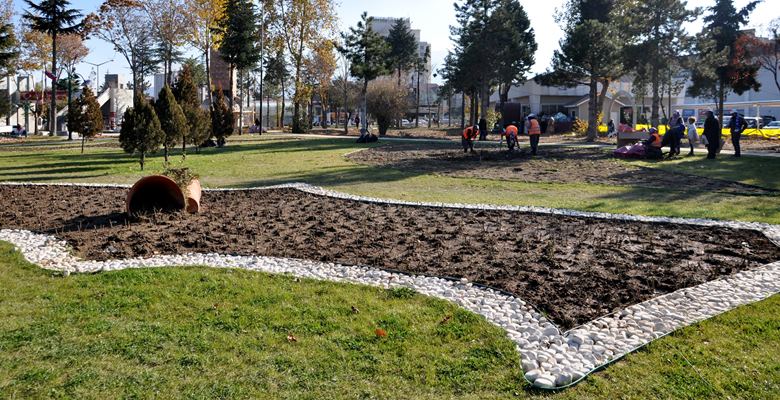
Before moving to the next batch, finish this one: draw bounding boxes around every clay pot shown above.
[185,178,202,213]
[126,175,202,214]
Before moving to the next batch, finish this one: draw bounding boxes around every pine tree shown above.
[536,0,625,141]
[120,95,165,170]
[386,19,417,87]
[215,0,261,134]
[687,0,761,123]
[23,0,83,135]
[174,65,211,153]
[155,85,189,162]
[68,86,104,153]
[210,86,233,147]
[339,12,390,133]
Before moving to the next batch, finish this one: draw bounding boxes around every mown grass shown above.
[1,244,778,399]
[0,135,778,224]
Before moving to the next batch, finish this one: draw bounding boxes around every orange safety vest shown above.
[650,132,662,147]
[463,127,478,140]
[505,125,518,137]
[528,119,541,135]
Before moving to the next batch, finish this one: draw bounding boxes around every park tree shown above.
[339,12,390,133]
[57,33,88,140]
[155,85,188,162]
[537,0,626,141]
[491,0,536,123]
[142,0,187,85]
[215,0,261,134]
[745,18,779,94]
[174,64,211,154]
[366,79,409,136]
[619,0,697,127]
[89,0,156,101]
[120,95,164,170]
[386,18,417,87]
[687,0,761,123]
[210,86,233,146]
[276,0,338,133]
[413,44,429,128]
[304,39,336,128]
[23,0,84,136]
[184,0,226,106]
[264,46,289,128]
[68,86,103,153]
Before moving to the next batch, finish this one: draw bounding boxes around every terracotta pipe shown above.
[185,178,202,213]
[126,175,186,214]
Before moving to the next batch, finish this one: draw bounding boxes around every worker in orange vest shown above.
[526,114,542,155]
[505,122,519,151]
[462,125,479,153]
[643,127,663,159]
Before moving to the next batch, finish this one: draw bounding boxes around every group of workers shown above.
[641,111,746,160]
[461,114,546,155]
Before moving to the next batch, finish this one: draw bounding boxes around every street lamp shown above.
[83,58,113,93]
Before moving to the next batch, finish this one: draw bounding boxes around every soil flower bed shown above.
[349,143,777,195]
[2,184,778,330]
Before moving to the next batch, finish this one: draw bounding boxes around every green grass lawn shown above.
[0,135,778,224]
[1,244,778,399]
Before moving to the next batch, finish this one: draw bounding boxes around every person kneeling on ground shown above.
[644,127,663,159]
[462,125,479,153]
[526,114,541,155]
[505,122,518,152]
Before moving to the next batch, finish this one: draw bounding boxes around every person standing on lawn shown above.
[478,116,488,141]
[462,125,479,153]
[526,114,541,155]
[703,111,721,159]
[686,117,699,156]
[728,112,747,157]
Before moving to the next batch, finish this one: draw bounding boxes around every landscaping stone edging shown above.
[1,181,779,389]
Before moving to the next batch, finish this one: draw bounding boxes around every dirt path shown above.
[2,185,778,329]
[348,143,777,195]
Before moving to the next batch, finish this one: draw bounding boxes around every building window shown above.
[541,105,566,116]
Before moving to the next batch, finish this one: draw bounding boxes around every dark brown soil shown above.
[2,185,779,329]
[348,143,777,196]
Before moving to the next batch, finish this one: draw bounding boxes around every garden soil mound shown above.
[349,143,777,195]
[1,185,779,329]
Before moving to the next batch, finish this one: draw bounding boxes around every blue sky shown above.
[13,0,779,85]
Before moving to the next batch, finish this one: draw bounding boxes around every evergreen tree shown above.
[0,22,17,117]
[264,47,289,128]
[537,0,625,141]
[215,0,261,133]
[491,0,536,123]
[619,0,697,127]
[23,0,83,135]
[174,65,210,154]
[339,12,390,133]
[687,0,761,123]
[210,86,233,146]
[68,86,104,153]
[120,95,165,170]
[386,18,417,87]
[155,85,189,162]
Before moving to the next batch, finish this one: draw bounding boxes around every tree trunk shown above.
[586,78,599,142]
[228,64,235,132]
[50,32,58,136]
[140,152,145,171]
[460,93,465,129]
[415,70,421,128]
[81,135,85,153]
[651,64,660,127]
[281,85,286,129]
[205,39,213,107]
[67,73,73,140]
[266,95,270,131]
[239,69,244,136]
[164,146,169,163]
[361,79,368,133]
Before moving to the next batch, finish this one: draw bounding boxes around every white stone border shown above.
[1,181,779,389]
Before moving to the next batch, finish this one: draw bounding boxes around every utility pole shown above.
[258,1,265,131]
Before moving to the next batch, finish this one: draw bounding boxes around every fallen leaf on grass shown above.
[287,334,298,343]
[375,329,387,338]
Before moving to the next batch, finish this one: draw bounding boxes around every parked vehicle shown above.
[764,121,780,130]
